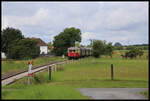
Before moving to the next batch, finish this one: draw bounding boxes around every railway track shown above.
[1,59,69,86]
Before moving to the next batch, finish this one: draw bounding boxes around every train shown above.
[67,47,92,59]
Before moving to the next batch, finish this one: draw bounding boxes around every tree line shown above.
[2,27,40,60]
[114,42,148,50]
[2,27,146,60]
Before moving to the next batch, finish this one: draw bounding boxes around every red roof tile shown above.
[27,37,47,46]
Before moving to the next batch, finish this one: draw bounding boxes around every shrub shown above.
[125,48,144,59]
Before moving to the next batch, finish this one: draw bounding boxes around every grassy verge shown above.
[140,90,149,98]
[1,56,64,75]
[2,84,89,99]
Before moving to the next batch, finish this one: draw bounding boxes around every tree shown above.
[7,39,40,60]
[114,42,122,47]
[53,27,82,56]
[75,42,80,47]
[105,42,114,58]
[114,42,123,50]
[47,42,53,47]
[125,48,143,59]
[92,40,105,58]
[125,50,136,59]
[92,40,114,58]
[1,27,24,54]
[47,41,53,53]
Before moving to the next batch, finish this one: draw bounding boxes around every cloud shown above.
[3,8,49,28]
[2,2,148,45]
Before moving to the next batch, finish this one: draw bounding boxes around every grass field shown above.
[1,56,65,75]
[1,50,149,99]
[2,84,89,99]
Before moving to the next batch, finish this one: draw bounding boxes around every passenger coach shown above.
[68,47,92,60]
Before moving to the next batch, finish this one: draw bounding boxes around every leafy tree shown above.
[92,40,105,58]
[136,49,144,58]
[105,42,114,58]
[1,27,24,54]
[114,42,122,47]
[114,42,123,50]
[125,50,136,59]
[47,41,53,54]
[125,48,144,59]
[53,27,81,56]
[7,39,40,60]
[92,40,114,58]
[75,42,80,47]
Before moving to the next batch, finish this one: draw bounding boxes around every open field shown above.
[1,50,149,99]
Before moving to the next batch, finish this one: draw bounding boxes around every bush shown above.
[125,48,144,59]
[92,50,100,58]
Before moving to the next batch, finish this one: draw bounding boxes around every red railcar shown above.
[68,47,80,59]
[68,47,92,60]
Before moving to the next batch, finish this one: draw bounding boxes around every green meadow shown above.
[2,85,89,99]
[2,50,149,99]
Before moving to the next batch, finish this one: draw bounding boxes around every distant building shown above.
[1,52,6,59]
[28,37,48,55]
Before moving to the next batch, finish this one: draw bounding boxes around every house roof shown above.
[27,37,47,46]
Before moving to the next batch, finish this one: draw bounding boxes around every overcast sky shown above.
[2,1,149,45]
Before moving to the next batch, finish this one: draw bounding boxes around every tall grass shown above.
[2,84,89,99]
[51,57,148,82]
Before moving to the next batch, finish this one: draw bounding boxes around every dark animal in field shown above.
[121,54,127,59]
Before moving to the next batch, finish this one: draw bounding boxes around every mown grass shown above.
[1,56,64,75]
[1,50,149,99]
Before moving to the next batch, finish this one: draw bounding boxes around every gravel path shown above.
[78,88,148,99]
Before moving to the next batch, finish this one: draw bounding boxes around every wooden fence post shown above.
[111,64,114,80]
[55,64,57,72]
[49,65,52,80]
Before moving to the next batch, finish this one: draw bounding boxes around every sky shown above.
[2,1,149,45]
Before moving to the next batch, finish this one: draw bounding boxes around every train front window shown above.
[69,50,75,52]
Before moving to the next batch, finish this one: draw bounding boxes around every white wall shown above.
[40,46,48,54]
[1,52,6,59]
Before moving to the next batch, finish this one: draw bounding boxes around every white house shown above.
[29,37,48,55]
[40,46,48,54]
[1,52,6,59]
